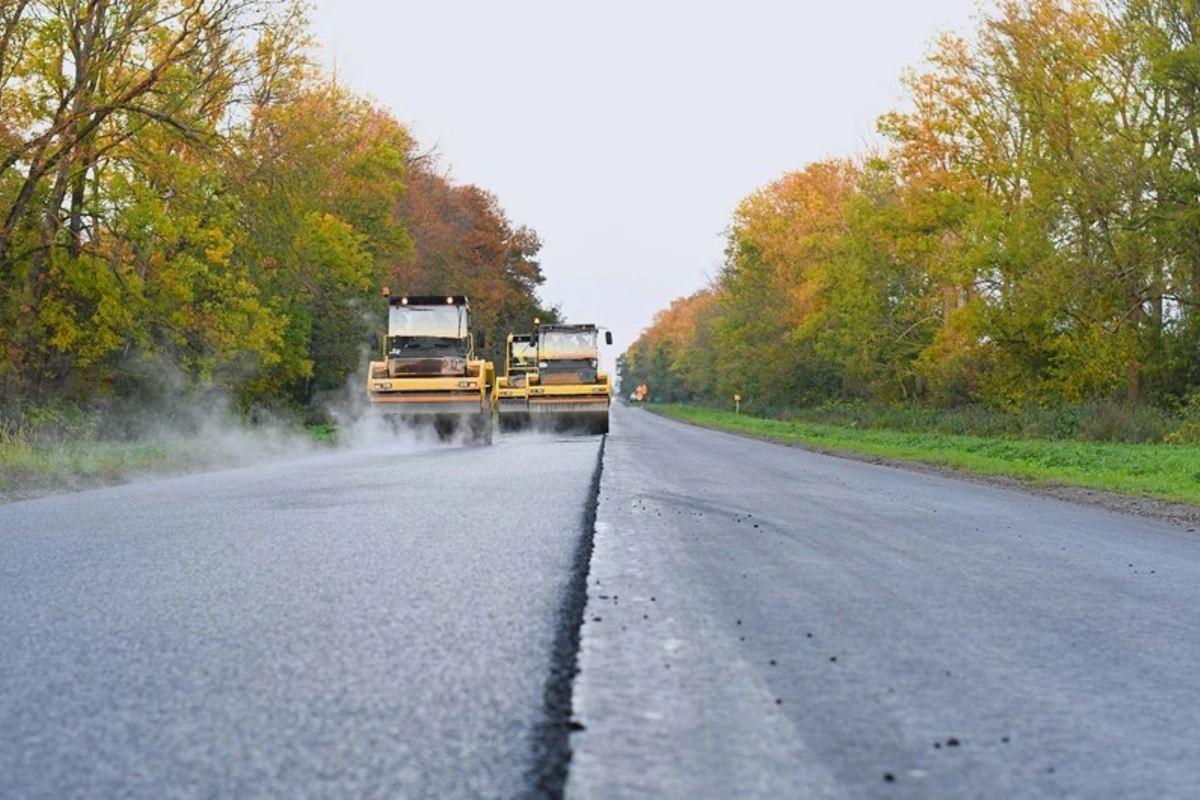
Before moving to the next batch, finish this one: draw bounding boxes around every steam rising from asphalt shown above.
[87,360,444,484]
[2,354,581,503]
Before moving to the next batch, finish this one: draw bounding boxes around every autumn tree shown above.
[393,161,558,365]
[714,161,857,408]
[0,0,283,401]
[628,0,1200,416]
[1,1,558,416]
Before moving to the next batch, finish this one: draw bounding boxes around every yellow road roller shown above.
[366,291,495,443]
[526,323,613,434]
[494,333,536,432]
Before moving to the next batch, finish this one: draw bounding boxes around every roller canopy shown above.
[388,294,470,307]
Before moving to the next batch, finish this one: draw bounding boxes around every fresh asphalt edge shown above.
[525,435,606,799]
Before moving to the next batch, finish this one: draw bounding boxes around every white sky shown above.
[311,0,980,356]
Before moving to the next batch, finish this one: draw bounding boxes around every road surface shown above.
[569,405,1200,799]
[3,405,1199,799]
[0,434,601,799]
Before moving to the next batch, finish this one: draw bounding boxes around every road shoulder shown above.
[644,406,1200,530]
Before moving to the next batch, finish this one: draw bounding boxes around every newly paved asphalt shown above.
[569,405,1200,799]
[5,406,1200,799]
[0,434,601,799]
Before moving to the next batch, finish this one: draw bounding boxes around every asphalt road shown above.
[0,433,602,799]
[5,406,1200,799]
[569,404,1200,799]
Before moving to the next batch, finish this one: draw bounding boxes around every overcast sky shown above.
[311,0,979,358]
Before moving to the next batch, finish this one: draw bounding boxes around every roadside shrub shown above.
[0,401,100,446]
[1075,401,1173,443]
[1165,422,1200,445]
[740,398,1194,444]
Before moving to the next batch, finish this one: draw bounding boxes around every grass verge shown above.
[1,440,218,500]
[1,425,337,502]
[651,405,1200,507]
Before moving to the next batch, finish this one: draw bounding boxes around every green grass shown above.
[0,438,208,498]
[305,423,339,445]
[0,420,340,500]
[652,405,1200,506]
